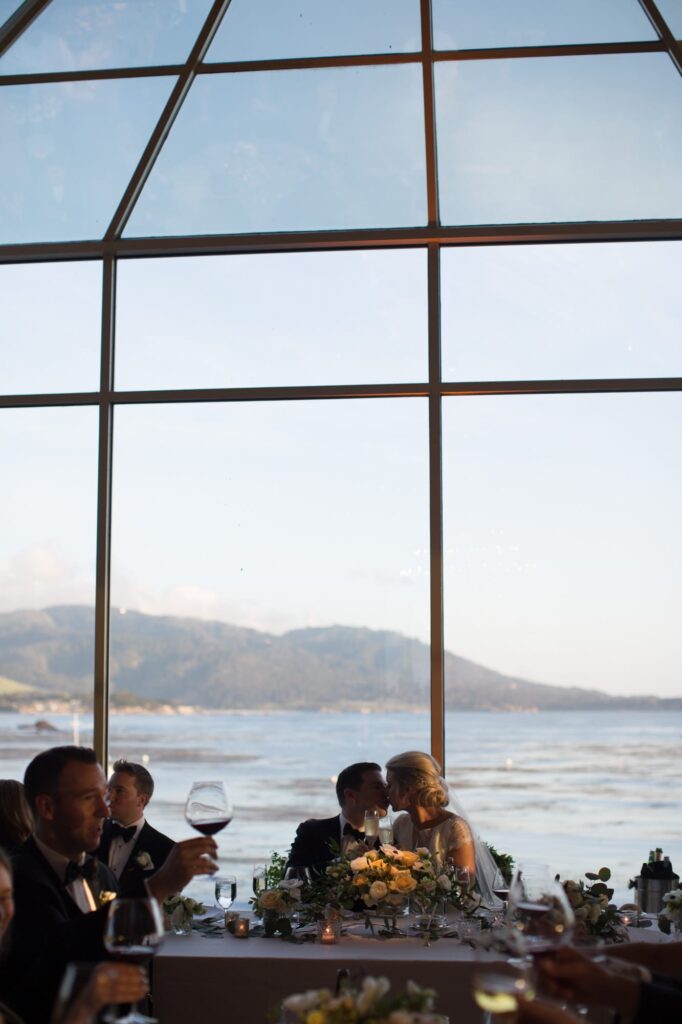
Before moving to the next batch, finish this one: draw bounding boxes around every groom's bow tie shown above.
[64,857,96,886]
[109,822,137,843]
[343,823,366,843]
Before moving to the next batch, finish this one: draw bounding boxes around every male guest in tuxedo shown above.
[287,761,388,872]
[96,759,174,890]
[0,745,217,1024]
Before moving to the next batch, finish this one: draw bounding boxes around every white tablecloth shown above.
[154,922,502,1024]
[153,920,673,1024]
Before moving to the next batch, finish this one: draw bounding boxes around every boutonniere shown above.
[135,851,155,871]
[99,890,117,907]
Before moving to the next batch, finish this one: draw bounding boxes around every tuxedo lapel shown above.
[24,837,87,920]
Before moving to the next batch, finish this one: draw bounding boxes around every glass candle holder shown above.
[317,918,341,944]
[234,916,250,938]
[225,910,240,934]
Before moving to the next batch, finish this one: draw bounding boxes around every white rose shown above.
[282,990,327,1013]
[357,977,390,1015]
[369,881,389,902]
[350,855,370,872]
[437,874,452,891]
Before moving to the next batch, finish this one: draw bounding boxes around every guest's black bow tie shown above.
[343,824,366,843]
[64,857,96,886]
[109,822,137,843]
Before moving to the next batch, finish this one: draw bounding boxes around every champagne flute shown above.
[103,898,164,1024]
[252,864,267,897]
[214,875,237,911]
[364,809,381,840]
[378,815,393,845]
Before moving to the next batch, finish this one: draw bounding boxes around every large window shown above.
[2,0,681,897]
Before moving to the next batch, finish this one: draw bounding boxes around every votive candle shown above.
[235,917,250,938]
[317,920,339,944]
[225,911,240,933]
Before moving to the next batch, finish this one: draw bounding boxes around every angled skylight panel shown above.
[0,0,215,74]
[435,52,682,225]
[125,64,426,237]
[0,75,175,243]
[207,0,420,62]
[432,0,658,49]
[0,1,24,30]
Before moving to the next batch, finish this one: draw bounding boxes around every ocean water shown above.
[1,708,680,906]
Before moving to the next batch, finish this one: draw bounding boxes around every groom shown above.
[287,761,388,873]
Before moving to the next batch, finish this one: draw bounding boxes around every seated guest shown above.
[287,762,388,872]
[0,782,33,854]
[95,760,174,889]
[0,845,147,1024]
[0,745,217,1024]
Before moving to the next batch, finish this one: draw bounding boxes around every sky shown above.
[1,1,681,699]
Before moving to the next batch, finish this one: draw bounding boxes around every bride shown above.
[385,750,500,907]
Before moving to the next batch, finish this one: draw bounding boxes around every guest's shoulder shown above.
[142,821,175,851]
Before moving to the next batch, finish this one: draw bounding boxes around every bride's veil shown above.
[447,790,503,910]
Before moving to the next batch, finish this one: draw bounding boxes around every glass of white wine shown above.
[472,970,535,1023]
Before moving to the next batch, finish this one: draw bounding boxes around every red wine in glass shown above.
[104,898,164,1024]
[184,781,233,837]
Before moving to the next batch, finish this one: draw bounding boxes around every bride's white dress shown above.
[392,812,472,865]
[392,811,501,909]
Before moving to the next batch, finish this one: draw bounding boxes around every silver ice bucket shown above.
[634,874,679,914]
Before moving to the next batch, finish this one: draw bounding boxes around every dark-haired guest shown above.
[0,782,33,854]
[287,761,388,872]
[94,760,174,890]
[0,846,147,1024]
[0,745,217,1024]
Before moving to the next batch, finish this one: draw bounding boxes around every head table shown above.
[152,915,669,1024]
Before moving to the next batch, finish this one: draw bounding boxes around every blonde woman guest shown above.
[0,783,33,855]
[385,750,500,906]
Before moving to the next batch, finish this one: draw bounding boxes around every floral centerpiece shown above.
[321,843,475,917]
[658,889,682,934]
[252,878,302,936]
[162,894,206,935]
[561,867,628,945]
[280,976,447,1024]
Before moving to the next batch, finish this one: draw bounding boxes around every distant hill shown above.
[0,605,679,711]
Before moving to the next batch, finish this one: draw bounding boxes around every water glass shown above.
[378,816,393,845]
[215,876,237,910]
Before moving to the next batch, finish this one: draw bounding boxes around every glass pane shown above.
[0,407,97,779]
[110,399,429,897]
[0,0,214,74]
[207,0,421,61]
[433,0,656,49]
[0,76,174,244]
[656,0,682,38]
[443,393,682,888]
[436,53,682,225]
[125,65,426,237]
[1,262,101,394]
[0,1,22,28]
[441,241,682,381]
[115,250,427,390]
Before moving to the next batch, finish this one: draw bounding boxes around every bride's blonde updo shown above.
[385,750,450,809]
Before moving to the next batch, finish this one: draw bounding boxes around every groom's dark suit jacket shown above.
[95,818,174,892]
[0,836,125,1024]
[287,814,342,871]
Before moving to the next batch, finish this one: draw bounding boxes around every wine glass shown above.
[507,874,574,957]
[214,875,237,911]
[184,781,232,836]
[103,898,164,1024]
[492,867,510,910]
[472,968,535,1023]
